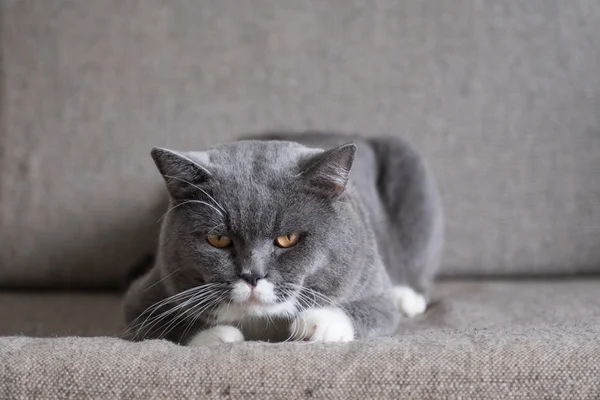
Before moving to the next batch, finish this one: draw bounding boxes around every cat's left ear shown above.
[151,147,211,199]
[299,143,357,199]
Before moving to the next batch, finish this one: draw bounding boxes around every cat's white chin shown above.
[216,279,297,321]
[230,279,278,304]
[289,307,355,342]
[216,298,297,321]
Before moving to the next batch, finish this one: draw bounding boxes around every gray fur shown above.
[123,132,443,343]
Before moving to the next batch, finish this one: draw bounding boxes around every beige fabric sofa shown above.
[1,1,599,398]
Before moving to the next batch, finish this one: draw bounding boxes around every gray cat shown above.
[123,132,443,346]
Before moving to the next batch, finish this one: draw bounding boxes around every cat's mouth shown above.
[229,279,279,306]
[239,291,263,306]
[214,280,297,320]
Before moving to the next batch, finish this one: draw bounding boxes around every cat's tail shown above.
[367,136,445,300]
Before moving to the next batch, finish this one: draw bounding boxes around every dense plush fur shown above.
[123,133,443,345]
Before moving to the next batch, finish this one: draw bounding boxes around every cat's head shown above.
[151,140,365,321]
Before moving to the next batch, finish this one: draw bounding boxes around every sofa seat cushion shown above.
[1,327,599,399]
[1,280,599,398]
[2,280,599,337]
[0,291,123,337]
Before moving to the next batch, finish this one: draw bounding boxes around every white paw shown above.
[186,325,244,347]
[393,286,427,317]
[289,307,354,342]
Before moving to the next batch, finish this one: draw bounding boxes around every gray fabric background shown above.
[1,280,599,399]
[1,0,600,288]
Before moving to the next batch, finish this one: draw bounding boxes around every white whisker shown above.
[163,174,227,214]
[144,268,180,292]
[287,283,338,307]
[181,290,231,341]
[126,287,203,335]
[126,283,225,338]
[207,223,225,236]
[281,288,304,343]
[158,199,224,223]
[143,290,219,337]
[142,286,226,336]
[160,148,213,176]
[156,290,225,339]
[140,283,222,316]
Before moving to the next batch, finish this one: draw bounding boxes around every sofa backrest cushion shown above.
[1,1,599,288]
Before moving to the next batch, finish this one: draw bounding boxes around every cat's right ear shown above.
[299,143,357,199]
[150,147,211,199]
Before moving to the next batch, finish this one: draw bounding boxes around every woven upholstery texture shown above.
[2,280,599,398]
[2,325,599,399]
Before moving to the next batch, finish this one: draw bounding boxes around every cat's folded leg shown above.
[289,294,399,342]
[186,325,245,347]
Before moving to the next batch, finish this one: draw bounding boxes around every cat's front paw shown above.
[289,307,354,342]
[186,325,244,347]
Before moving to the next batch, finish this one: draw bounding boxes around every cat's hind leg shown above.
[368,136,444,318]
[393,285,427,318]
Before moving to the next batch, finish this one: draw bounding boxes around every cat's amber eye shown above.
[207,234,232,248]
[275,233,300,248]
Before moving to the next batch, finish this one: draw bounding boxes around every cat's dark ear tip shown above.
[150,147,179,166]
[150,147,168,159]
[336,143,357,164]
[150,147,180,174]
[340,142,357,154]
